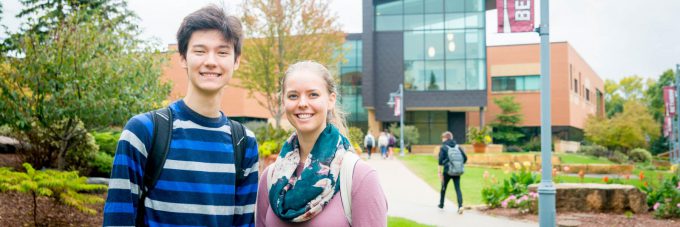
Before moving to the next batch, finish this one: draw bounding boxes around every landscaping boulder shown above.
[529,183,648,213]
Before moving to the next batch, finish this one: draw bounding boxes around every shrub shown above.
[607,150,628,163]
[0,163,107,225]
[253,124,290,148]
[92,131,121,156]
[243,121,267,135]
[629,148,652,163]
[89,151,114,177]
[640,175,680,218]
[259,140,281,157]
[15,119,98,174]
[0,124,12,136]
[501,192,538,214]
[522,136,555,152]
[505,145,524,152]
[348,127,364,148]
[388,124,420,147]
[578,144,609,157]
[481,166,539,210]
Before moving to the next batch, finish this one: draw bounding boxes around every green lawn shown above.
[388,216,434,227]
[400,154,510,205]
[399,154,678,205]
[555,153,614,164]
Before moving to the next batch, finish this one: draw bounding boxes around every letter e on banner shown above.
[497,0,535,33]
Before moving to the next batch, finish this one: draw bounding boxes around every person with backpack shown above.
[256,61,387,226]
[377,131,389,159]
[387,132,396,158]
[438,131,468,214]
[103,5,259,226]
[363,131,376,159]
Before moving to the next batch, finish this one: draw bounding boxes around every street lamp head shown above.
[387,94,395,107]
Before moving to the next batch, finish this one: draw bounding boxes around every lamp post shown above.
[387,84,405,156]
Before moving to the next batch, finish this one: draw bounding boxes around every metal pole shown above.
[537,0,556,226]
[399,84,405,156]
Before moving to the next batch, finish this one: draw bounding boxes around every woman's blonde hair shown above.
[280,60,348,136]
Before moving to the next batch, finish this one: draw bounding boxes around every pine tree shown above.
[0,163,107,225]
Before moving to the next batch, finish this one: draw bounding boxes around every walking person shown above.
[256,61,388,226]
[363,131,376,159]
[387,132,396,158]
[438,131,467,214]
[378,131,389,159]
[103,5,259,226]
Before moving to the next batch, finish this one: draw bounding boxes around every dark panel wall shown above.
[361,0,375,107]
[373,32,404,122]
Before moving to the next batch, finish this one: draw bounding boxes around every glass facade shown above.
[404,111,448,145]
[337,39,368,131]
[491,75,540,92]
[376,0,486,91]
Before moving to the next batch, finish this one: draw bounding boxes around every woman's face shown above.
[283,69,336,137]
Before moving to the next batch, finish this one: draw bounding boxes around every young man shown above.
[438,131,467,214]
[103,5,258,226]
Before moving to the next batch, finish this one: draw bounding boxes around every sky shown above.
[2,0,679,82]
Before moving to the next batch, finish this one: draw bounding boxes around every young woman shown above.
[256,61,388,226]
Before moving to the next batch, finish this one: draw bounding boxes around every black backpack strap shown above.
[136,107,173,226]
[230,119,247,184]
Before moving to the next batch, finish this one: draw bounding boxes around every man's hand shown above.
[438,171,443,182]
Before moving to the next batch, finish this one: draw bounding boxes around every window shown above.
[573,79,578,93]
[492,75,540,92]
[585,88,590,101]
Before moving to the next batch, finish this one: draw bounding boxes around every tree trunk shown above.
[32,191,38,226]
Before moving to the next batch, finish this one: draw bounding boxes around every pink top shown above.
[256,160,388,227]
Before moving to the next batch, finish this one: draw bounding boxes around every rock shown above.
[529,183,648,214]
[87,177,110,185]
[557,219,582,227]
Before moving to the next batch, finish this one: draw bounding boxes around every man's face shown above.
[181,29,240,95]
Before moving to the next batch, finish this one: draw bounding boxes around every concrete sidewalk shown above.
[363,156,537,227]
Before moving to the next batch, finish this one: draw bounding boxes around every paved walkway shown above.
[363,156,537,227]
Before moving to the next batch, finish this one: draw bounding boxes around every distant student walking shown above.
[438,131,467,214]
[378,131,389,159]
[364,131,376,159]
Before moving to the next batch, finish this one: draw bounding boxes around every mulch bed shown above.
[482,207,679,227]
[0,191,105,227]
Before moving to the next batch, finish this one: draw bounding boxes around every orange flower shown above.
[603,176,609,183]
[578,170,585,179]
[639,171,645,181]
[644,181,648,187]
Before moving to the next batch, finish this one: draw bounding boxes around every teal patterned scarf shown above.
[268,124,353,222]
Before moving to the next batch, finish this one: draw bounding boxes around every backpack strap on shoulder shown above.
[136,107,173,226]
[230,119,247,184]
[340,151,360,225]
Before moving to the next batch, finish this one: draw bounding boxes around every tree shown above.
[388,123,420,149]
[490,96,524,145]
[644,69,675,154]
[0,10,170,170]
[238,0,345,127]
[0,163,106,225]
[584,100,660,152]
[427,71,439,90]
[3,0,136,54]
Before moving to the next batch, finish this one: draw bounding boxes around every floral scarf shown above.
[268,124,353,222]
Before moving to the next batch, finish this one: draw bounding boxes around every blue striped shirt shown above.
[103,100,258,227]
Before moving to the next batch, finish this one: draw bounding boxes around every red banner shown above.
[664,86,676,117]
[394,96,401,117]
[497,0,535,33]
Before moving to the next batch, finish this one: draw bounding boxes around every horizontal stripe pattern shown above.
[104,100,258,227]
